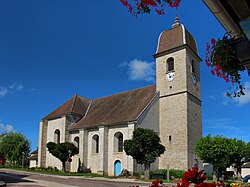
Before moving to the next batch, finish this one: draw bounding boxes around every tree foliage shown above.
[124,128,165,179]
[46,141,79,172]
[195,135,246,177]
[0,132,30,166]
[244,142,250,162]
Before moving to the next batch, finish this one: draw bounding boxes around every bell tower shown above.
[154,18,202,170]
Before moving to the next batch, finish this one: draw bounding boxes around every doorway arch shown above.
[114,160,122,176]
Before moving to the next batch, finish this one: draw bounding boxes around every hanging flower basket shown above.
[120,0,181,15]
[205,33,246,97]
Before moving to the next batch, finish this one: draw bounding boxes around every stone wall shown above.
[38,120,48,167]
[46,117,67,170]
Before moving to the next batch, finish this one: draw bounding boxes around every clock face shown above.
[191,74,197,85]
[166,72,175,81]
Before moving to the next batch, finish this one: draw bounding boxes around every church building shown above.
[37,20,202,176]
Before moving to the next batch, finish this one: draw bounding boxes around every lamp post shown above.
[68,150,72,174]
[68,150,72,160]
[22,152,25,168]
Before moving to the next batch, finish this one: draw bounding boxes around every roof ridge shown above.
[93,84,156,101]
[70,94,78,113]
[83,100,92,118]
[77,95,92,114]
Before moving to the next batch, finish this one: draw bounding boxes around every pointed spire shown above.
[172,16,180,28]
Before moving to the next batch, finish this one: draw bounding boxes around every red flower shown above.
[141,0,157,6]
[156,9,165,15]
[211,38,216,45]
[120,0,133,12]
[168,0,181,8]
[120,0,130,7]
[206,43,210,52]
[205,60,211,67]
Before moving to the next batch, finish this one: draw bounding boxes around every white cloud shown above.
[203,118,249,141]
[234,82,250,105]
[0,83,24,97]
[16,84,24,91]
[8,83,24,91]
[0,87,8,97]
[121,59,155,82]
[205,118,239,131]
[0,123,14,133]
[221,82,250,106]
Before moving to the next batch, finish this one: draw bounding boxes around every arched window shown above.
[54,129,60,144]
[114,132,123,152]
[167,57,174,72]
[191,60,195,74]
[74,136,79,148]
[92,134,99,153]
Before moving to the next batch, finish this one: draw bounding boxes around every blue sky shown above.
[0,0,249,151]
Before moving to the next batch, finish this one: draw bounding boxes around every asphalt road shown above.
[0,169,150,187]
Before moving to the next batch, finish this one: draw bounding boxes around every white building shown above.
[38,20,202,176]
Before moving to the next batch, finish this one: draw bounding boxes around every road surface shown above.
[0,169,150,187]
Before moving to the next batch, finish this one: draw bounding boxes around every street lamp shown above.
[68,150,72,160]
[68,150,72,174]
[22,152,25,168]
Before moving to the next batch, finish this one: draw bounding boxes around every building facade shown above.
[37,21,202,175]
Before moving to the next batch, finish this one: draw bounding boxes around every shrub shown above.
[206,173,213,180]
[36,166,46,171]
[170,169,185,179]
[132,172,140,178]
[54,167,59,172]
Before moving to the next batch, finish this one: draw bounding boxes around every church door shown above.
[114,160,121,176]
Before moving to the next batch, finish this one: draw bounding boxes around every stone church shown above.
[37,20,202,176]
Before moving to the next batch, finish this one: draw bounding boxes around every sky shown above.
[0,0,249,152]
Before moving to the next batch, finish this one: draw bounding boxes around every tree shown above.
[244,142,250,162]
[229,139,247,176]
[124,128,165,179]
[0,132,30,166]
[46,142,79,172]
[195,135,245,177]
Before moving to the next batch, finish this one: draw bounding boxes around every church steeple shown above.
[172,16,180,28]
[154,21,202,170]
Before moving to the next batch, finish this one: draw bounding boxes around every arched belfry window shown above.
[167,57,174,72]
[114,132,123,152]
[92,134,99,153]
[191,60,196,74]
[74,136,79,148]
[54,129,60,144]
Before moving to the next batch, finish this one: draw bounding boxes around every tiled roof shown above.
[30,149,38,155]
[43,95,91,120]
[70,85,157,129]
[155,24,198,56]
[242,162,250,168]
[29,153,38,160]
